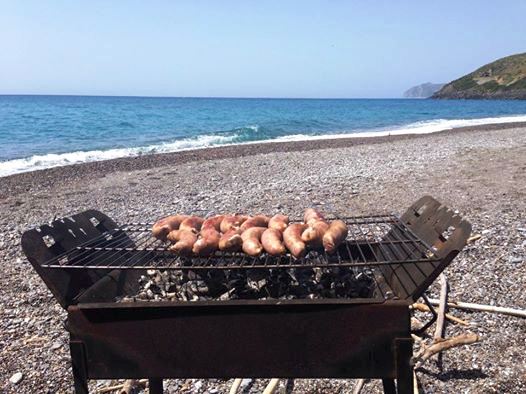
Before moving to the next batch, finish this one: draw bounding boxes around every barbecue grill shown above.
[21,195,471,394]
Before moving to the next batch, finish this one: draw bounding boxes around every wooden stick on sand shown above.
[262,378,280,394]
[426,299,526,318]
[229,378,243,394]
[412,333,479,369]
[433,274,448,342]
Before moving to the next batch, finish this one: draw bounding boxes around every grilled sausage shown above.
[179,216,204,232]
[304,208,325,226]
[268,214,289,232]
[241,226,267,256]
[301,220,329,247]
[220,215,249,233]
[218,228,243,252]
[201,215,226,231]
[283,223,307,258]
[322,220,348,254]
[261,228,286,256]
[239,215,270,232]
[167,229,198,255]
[193,227,221,256]
[152,214,188,240]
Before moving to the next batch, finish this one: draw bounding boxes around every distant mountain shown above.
[403,83,445,98]
[432,52,526,99]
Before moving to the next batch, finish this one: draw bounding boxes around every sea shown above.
[1,95,526,177]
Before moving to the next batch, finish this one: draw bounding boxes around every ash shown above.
[118,265,376,302]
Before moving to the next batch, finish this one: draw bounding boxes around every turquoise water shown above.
[1,95,526,176]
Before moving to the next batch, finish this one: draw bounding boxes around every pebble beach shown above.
[1,122,525,393]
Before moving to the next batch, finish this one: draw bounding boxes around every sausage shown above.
[261,228,286,256]
[218,228,243,252]
[241,227,267,256]
[179,216,204,232]
[322,220,348,254]
[220,215,249,233]
[193,227,221,256]
[151,214,187,240]
[283,223,307,258]
[301,220,329,247]
[268,214,289,232]
[201,215,225,231]
[167,229,198,255]
[239,215,270,232]
[304,208,325,226]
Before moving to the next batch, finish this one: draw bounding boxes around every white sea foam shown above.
[1,115,526,177]
[0,134,236,177]
[272,115,526,142]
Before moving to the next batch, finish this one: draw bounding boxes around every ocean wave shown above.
[1,115,526,177]
[0,134,236,177]
[272,115,526,142]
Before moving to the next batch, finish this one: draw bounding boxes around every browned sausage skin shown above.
[220,215,249,233]
[261,228,287,256]
[167,229,198,255]
[193,227,221,256]
[322,220,348,254]
[283,223,307,258]
[152,214,188,240]
[218,228,243,252]
[239,215,270,232]
[179,216,205,232]
[303,208,325,226]
[268,214,289,232]
[301,220,329,247]
[241,226,267,256]
[201,215,225,231]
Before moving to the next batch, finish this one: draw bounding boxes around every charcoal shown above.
[121,266,376,303]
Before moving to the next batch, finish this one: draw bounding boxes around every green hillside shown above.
[432,53,526,99]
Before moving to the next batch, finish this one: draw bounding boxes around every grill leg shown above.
[382,379,397,394]
[149,378,163,394]
[70,340,89,394]
[395,338,414,394]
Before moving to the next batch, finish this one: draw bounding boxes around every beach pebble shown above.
[9,372,23,384]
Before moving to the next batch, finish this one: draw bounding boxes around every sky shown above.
[1,0,525,98]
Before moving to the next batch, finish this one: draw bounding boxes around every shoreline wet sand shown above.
[1,121,525,393]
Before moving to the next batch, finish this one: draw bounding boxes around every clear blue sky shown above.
[1,0,525,98]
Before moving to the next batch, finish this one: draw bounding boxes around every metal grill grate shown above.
[40,214,439,272]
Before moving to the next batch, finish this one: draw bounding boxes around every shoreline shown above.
[1,120,526,199]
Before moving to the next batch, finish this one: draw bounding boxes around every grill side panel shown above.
[67,302,410,379]
[378,196,472,301]
[21,210,141,308]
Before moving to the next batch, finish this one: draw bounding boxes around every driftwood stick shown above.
[433,274,448,342]
[467,234,482,243]
[413,333,479,368]
[120,379,138,394]
[427,298,526,318]
[262,378,280,394]
[352,379,366,394]
[411,303,469,326]
[229,378,243,394]
[96,380,147,394]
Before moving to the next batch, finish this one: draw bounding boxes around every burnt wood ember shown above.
[21,195,472,394]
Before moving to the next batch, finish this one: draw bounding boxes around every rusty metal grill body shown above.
[21,196,471,394]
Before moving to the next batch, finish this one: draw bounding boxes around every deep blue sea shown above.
[1,95,526,177]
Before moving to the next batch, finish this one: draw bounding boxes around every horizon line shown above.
[0,93,412,100]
